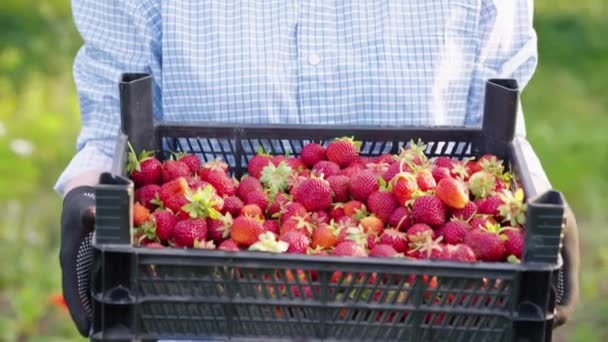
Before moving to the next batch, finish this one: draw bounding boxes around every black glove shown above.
[59,186,96,337]
[554,204,580,328]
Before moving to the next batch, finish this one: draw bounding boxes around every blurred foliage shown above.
[0,0,606,341]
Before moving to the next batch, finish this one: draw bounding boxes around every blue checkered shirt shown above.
[56,0,537,195]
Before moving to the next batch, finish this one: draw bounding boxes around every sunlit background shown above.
[0,1,606,340]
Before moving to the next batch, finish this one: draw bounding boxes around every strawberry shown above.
[434,156,456,171]
[201,159,229,173]
[329,203,346,221]
[144,242,165,249]
[312,223,339,249]
[412,195,447,226]
[497,189,527,226]
[133,202,151,227]
[175,153,201,174]
[359,216,384,237]
[231,216,265,247]
[450,161,470,181]
[181,186,223,220]
[439,220,470,244]
[173,218,207,247]
[414,169,437,192]
[263,219,280,235]
[343,200,367,218]
[326,137,361,168]
[281,231,311,254]
[312,211,330,225]
[279,202,307,223]
[127,146,162,187]
[280,214,314,237]
[464,224,507,261]
[312,160,341,178]
[336,225,366,245]
[382,162,408,183]
[395,140,427,167]
[164,195,189,219]
[406,223,436,243]
[468,171,496,199]
[241,204,263,218]
[184,176,210,191]
[301,143,327,167]
[248,151,272,179]
[333,241,367,257]
[391,173,419,205]
[153,210,178,242]
[476,195,503,216]
[378,229,408,253]
[260,162,294,195]
[271,155,288,166]
[267,192,290,217]
[349,170,379,202]
[375,153,396,165]
[469,215,498,230]
[446,244,476,262]
[327,175,350,203]
[370,244,400,258]
[244,191,269,212]
[222,196,244,217]
[431,167,451,183]
[340,163,365,178]
[450,201,477,221]
[413,236,448,260]
[218,239,240,252]
[388,207,413,231]
[285,157,306,173]
[503,227,524,259]
[237,176,264,200]
[207,214,233,244]
[162,160,190,183]
[367,189,398,223]
[199,168,236,197]
[293,177,332,211]
[135,184,161,210]
[436,177,469,209]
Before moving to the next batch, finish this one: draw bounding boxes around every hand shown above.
[554,204,580,327]
[59,186,97,337]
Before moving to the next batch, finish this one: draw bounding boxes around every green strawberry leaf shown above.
[507,255,521,264]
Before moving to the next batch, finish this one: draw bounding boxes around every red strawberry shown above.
[222,196,244,217]
[450,161,470,180]
[280,214,314,237]
[379,229,408,253]
[244,191,269,212]
[382,162,409,183]
[439,220,470,244]
[469,215,498,230]
[395,140,427,167]
[349,170,379,202]
[415,169,437,192]
[301,143,327,167]
[312,223,338,249]
[464,226,506,262]
[412,195,447,226]
[135,184,161,210]
[127,148,162,186]
[388,207,413,231]
[144,242,165,249]
[312,160,341,178]
[326,137,360,168]
[133,202,151,227]
[333,241,367,257]
[237,176,264,200]
[267,192,290,217]
[263,219,280,235]
[293,178,332,211]
[406,223,435,243]
[450,201,477,221]
[248,153,272,179]
[231,216,265,247]
[312,211,330,225]
[201,159,229,173]
[343,200,367,218]
[391,173,419,205]
[446,244,476,262]
[162,160,190,183]
[199,168,236,197]
[476,195,503,216]
[370,244,400,258]
[375,153,396,165]
[503,227,524,259]
[281,231,311,254]
[367,190,398,223]
[280,202,307,223]
[176,153,201,174]
[336,225,365,245]
[219,239,240,252]
[173,218,208,247]
[207,214,233,244]
[285,157,306,173]
[164,195,189,218]
[327,175,350,203]
[431,167,451,183]
[468,171,496,199]
[359,216,384,237]
[436,177,469,209]
[340,163,365,178]
[241,204,263,218]
[153,210,178,242]
[434,156,456,170]
[414,237,449,260]
[271,155,288,166]
[329,203,346,221]
[183,176,210,191]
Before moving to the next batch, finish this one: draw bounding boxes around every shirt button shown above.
[308,52,321,66]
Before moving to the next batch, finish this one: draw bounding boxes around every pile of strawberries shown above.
[129,137,526,264]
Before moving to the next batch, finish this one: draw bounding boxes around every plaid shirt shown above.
[56,0,537,194]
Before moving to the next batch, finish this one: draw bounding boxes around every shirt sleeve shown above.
[465,0,538,137]
[55,0,161,195]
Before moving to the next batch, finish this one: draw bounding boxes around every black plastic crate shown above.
[90,74,565,342]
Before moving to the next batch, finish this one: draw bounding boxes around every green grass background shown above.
[0,1,606,340]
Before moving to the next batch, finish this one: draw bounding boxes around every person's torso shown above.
[159,0,481,127]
